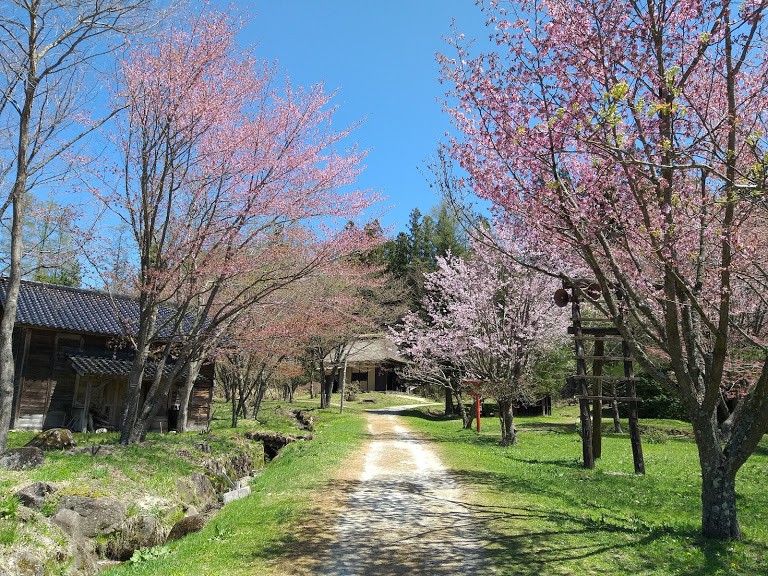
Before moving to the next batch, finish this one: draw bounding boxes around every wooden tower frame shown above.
[557,280,645,474]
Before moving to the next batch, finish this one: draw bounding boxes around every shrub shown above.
[620,374,688,421]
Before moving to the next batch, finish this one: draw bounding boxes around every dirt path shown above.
[278,408,491,575]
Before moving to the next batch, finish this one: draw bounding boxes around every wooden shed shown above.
[0,279,213,432]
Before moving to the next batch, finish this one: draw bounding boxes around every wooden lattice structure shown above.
[555,280,645,474]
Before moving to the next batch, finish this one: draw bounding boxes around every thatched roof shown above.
[326,334,407,367]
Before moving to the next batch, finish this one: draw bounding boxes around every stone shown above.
[25,428,76,451]
[56,496,127,538]
[16,506,35,522]
[176,472,217,511]
[15,482,56,509]
[0,447,44,470]
[105,515,166,561]
[221,486,251,504]
[5,550,44,576]
[52,508,82,539]
[67,536,98,576]
[166,514,207,541]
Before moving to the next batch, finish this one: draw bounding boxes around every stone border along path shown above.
[315,407,492,576]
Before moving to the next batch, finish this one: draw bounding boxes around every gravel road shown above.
[316,410,490,576]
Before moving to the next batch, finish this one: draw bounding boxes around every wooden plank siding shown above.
[3,280,215,432]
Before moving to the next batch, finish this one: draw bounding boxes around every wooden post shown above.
[623,340,645,474]
[591,339,604,459]
[571,289,594,469]
[475,394,481,433]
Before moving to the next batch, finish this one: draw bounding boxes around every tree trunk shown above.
[454,390,472,429]
[498,399,517,446]
[339,358,347,414]
[611,382,622,433]
[231,391,238,428]
[321,364,335,409]
[444,386,454,416]
[0,198,24,452]
[177,357,203,432]
[119,298,156,444]
[695,420,741,539]
[0,41,36,452]
[251,377,269,420]
[700,457,740,539]
[464,399,475,430]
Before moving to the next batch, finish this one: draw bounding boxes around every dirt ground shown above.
[274,408,491,576]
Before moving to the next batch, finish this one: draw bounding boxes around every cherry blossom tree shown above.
[214,292,307,428]
[98,12,379,444]
[394,243,566,445]
[443,0,768,539]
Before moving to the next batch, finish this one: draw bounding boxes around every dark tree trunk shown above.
[251,375,270,419]
[454,390,472,429]
[695,417,741,539]
[498,399,517,446]
[231,391,238,428]
[444,386,454,416]
[319,359,333,409]
[700,462,739,539]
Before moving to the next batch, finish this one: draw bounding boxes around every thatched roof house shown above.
[324,334,407,392]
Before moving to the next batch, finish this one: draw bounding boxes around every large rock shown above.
[2,549,44,576]
[25,428,76,451]
[176,472,217,511]
[166,514,207,542]
[0,447,44,470]
[104,515,166,561]
[55,496,126,538]
[51,508,83,539]
[15,482,56,509]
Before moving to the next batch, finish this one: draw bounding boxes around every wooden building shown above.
[325,334,407,392]
[0,280,213,432]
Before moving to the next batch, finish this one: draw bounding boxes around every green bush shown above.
[620,374,688,421]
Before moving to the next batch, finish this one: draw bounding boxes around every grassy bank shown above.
[102,393,403,576]
[400,405,768,576]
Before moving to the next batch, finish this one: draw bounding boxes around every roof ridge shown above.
[0,277,136,302]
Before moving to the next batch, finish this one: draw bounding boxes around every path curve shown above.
[316,409,490,576]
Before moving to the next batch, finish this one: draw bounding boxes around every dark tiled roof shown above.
[0,279,203,339]
[68,353,180,378]
[69,354,136,376]
[0,279,137,336]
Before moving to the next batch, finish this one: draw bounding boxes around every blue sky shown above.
[243,1,490,234]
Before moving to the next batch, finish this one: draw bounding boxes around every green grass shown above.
[399,406,768,576]
[102,403,367,576]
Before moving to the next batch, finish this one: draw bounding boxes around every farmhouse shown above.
[325,334,407,392]
[0,279,213,432]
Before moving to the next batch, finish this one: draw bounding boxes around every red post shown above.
[475,394,481,433]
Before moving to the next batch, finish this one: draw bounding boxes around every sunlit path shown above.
[318,412,490,576]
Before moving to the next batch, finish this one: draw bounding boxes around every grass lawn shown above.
[400,404,768,576]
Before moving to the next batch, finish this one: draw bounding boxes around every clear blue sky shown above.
[242,1,490,234]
